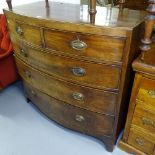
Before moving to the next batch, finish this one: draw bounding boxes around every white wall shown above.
[0,0,80,13]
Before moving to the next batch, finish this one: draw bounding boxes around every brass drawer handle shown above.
[148,90,155,98]
[72,67,86,76]
[135,138,145,146]
[75,115,85,122]
[25,70,31,78]
[72,92,85,101]
[20,48,28,57]
[7,19,10,24]
[16,26,23,35]
[71,39,87,51]
[142,117,155,127]
[13,53,16,57]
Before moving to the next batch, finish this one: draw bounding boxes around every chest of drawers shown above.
[119,51,155,155]
[123,0,147,10]
[4,1,146,152]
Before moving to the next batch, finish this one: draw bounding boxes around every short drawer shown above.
[44,29,125,63]
[13,42,121,91]
[7,18,42,46]
[137,77,155,108]
[15,57,117,115]
[24,81,114,137]
[132,104,155,134]
[128,127,155,155]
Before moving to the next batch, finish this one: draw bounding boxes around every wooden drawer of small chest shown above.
[44,28,125,63]
[7,19,42,46]
[128,127,155,155]
[132,104,155,134]
[13,42,121,91]
[24,81,114,137]
[15,57,117,115]
[137,77,155,108]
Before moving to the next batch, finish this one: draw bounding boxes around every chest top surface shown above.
[4,1,146,29]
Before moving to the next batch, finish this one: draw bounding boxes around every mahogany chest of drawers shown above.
[4,1,146,152]
[119,51,155,155]
[123,0,147,10]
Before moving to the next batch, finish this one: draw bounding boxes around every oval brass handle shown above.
[72,67,86,76]
[25,70,31,78]
[20,48,28,57]
[72,92,85,101]
[148,90,155,98]
[135,138,144,146]
[71,39,87,51]
[13,53,16,57]
[142,117,155,127]
[16,26,23,35]
[75,115,85,122]
[7,19,10,24]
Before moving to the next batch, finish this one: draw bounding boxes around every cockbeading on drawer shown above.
[24,81,114,137]
[13,41,121,91]
[15,57,118,116]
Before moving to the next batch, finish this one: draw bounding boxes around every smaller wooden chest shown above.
[119,50,155,155]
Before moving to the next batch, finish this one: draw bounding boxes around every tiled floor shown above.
[0,81,129,155]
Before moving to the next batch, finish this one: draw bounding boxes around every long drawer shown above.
[15,57,117,115]
[13,41,121,91]
[24,81,114,137]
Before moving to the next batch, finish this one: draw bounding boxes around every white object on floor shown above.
[0,0,80,13]
[0,82,129,155]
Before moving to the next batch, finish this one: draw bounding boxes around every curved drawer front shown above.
[13,42,121,91]
[15,57,117,115]
[44,29,125,63]
[7,18,42,46]
[24,81,114,137]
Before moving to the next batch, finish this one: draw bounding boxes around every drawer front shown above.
[7,19,42,46]
[137,77,155,108]
[44,29,125,63]
[132,105,155,134]
[15,57,117,115]
[13,41,121,90]
[24,81,114,137]
[128,128,155,155]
